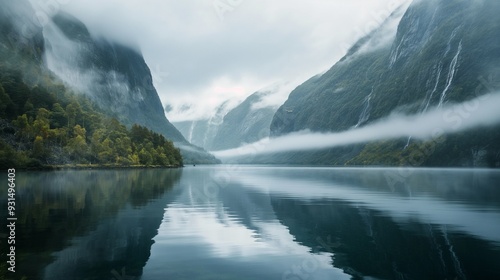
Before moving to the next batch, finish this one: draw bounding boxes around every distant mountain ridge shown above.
[173,82,291,151]
[173,100,237,150]
[210,90,279,151]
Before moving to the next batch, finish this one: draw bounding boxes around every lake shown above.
[1,166,500,279]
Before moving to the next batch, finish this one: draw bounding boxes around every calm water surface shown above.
[1,166,500,279]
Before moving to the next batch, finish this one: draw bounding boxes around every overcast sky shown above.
[58,0,410,121]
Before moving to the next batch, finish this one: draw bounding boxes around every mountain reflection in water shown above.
[1,166,499,279]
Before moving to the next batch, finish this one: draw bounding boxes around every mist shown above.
[352,1,410,57]
[57,0,406,122]
[250,81,300,111]
[212,92,500,159]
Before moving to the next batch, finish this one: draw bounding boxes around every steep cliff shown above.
[44,12,186,142]
[41,12,218,163]
[268,0,500,166]
[1,1,219,164]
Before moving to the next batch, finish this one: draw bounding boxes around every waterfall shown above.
[403,137,412,149]
[423,62,443,112]
[405,29,462,149]
[203,120,212,149]
[438,40,462,107]
[405,61,443,149]
[203,118,222,149]
[354,89,374,128]
[389,34,406,67]
[188,121,195,143]
[444,27,461,57]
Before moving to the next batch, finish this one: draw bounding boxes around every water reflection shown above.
[0,169,182,280]
[1,166,499,279]
[143,166,500,279]
[232,167,500,245]
[142,166,348,280]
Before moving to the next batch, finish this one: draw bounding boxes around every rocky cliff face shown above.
[44,12,185,142]
[1,0,219,163]
[39,12,218,163]
[268,0,500,166]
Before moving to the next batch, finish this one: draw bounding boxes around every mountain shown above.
[0,0,45,75]
[267,0,500,167]
[40,12,218,163]
[173,100,237,150]
[43,13,185,142]
[1,2,186,168]
[173,82,291,151]
[1,1,218,164]
[210,84,288,151]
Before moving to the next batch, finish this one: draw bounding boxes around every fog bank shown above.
[212,93,500,159]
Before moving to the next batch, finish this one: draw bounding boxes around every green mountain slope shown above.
[267,0,500,167]
[42,12,219,164]
[45,12,186,142]
[0,1,183,169]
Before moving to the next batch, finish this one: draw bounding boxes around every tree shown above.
[51,103,67,128]
[0,84,14,118]
[13,114,32,142]
[0,68,184,167]
[32,136,45,159]
[65,134,87,161]
[23,99,35,117]
[32,108,51,139]
[128,153,140,165]
[73,124,86,139]
[97,138,114,163]
[138,148,153,166]
[65,125,88,160]
[114,136,132,157]
[66,102,81,128]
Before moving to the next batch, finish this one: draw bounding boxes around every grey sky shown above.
[57,0,409,121]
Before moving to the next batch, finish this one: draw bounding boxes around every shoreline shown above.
[4,164,184,171]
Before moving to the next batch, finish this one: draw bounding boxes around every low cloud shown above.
[250,80,301,111]
[212,92,500,158]
[57,0,407,121]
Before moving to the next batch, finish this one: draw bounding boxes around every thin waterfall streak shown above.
[444,26,461,57]
[204,120,213,148]
[390,36,404,67]
[355,88,374,128]
[439,41,462,107]
[406,60,444,149]
[403,136,412,149]
[188,121,195,143]
[424,62,443,112]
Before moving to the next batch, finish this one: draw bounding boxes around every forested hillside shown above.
[0,70,183,169]
[0,3,182,169]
